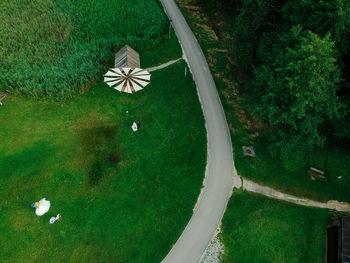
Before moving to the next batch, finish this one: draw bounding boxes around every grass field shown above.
[0,60,206,262]
[140,30,182,68]
[220,191,332,263]
[176,0,350,203]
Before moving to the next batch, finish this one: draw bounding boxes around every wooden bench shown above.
[309,167,325,180]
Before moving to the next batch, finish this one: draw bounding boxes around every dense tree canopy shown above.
[231,0,283,69]
[282,0,350,53]
[197,0,350,166]
[253,27,341,167]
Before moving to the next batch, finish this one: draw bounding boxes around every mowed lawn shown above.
[221,191,330,263]
[0,61,206,263]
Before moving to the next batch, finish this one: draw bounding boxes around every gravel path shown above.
[147,58,182,72]
[243,179,350,212]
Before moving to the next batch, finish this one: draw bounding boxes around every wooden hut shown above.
[114,45,140,69]
[326,215,350,263]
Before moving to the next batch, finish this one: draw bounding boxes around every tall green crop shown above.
[0,0,167,98]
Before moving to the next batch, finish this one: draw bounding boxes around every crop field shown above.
[0,0,167,97]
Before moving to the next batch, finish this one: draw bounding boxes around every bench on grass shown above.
[308,167,325,180]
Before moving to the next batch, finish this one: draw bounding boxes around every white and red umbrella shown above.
[104,68,151,94]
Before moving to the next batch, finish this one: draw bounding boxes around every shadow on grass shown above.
[78,125,120,186]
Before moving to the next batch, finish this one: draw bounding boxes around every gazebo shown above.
[114,45,140,69]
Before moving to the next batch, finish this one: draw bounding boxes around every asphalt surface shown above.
[160,1,241,262]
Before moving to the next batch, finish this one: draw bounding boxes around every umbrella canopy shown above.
[104,68,151,94]
[35,198,51,216]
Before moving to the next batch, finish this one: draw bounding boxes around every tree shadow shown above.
[78,125,120,186]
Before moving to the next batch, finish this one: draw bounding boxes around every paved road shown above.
[160,1,241,262]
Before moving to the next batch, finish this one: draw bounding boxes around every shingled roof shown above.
[342,216,350,263]
[114,45,140,69]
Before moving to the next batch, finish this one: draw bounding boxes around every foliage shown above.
[177,0,350,202]
[198,0,350,165]
[231,0,283,70]
[282,0,350,53]
[252,27,341,168]
[196,0,242,14]
[0,0,167,98]
[334,99,350,140]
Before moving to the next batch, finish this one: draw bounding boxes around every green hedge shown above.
[0,0,167,98]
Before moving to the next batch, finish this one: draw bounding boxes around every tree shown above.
[253,26,342,168]
[231,0,284,70]
[196,0,242,14]
[282,0,350,53]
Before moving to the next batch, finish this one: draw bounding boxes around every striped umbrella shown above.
[104,68,151,94]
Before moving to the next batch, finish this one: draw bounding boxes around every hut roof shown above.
[114,45,140,69]
[342,216,350,263]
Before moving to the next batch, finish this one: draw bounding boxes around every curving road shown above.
[160,1,241,262]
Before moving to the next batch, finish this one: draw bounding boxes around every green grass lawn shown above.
[0,61,206,262]
[177,0,350,203]
[220,191,331,263]
[140,29,182,68]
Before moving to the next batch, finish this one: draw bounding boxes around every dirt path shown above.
[242,179,350,212]
[147,58,182,72]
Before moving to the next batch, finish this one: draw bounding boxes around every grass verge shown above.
[140,29,182,68]
[220,191,334,263]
